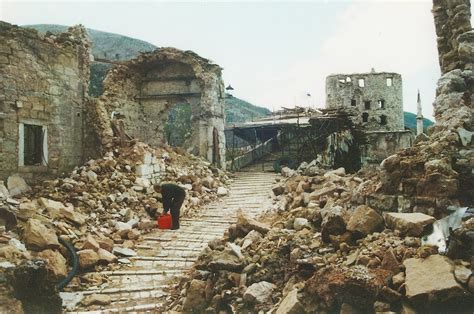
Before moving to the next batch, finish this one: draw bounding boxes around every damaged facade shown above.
[326,71,413,164]
[0,22,92,181]
[0,23,226,183]
[97,48,226,169]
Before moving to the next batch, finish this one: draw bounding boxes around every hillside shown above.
[225,95,271,122]
[26,24,156,60]
[403,111,434,132]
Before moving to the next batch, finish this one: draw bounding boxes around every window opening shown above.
[380,115,387,125]
[346,77,351,83]
[24,124,44,166]
[364,101,371,110]
[362,112,369,122]
[377,99,385,109]
[386,78,393,86]
[358,78,365,87]
[351,99,356,106]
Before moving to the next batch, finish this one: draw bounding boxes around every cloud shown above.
[251,1,439,119]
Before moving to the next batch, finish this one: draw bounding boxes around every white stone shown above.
[241,230,263,250]
[243,281,276,303]
[293,218,310,231]
[135,164,153,176]
[135,177,150,188]
[113,247,137,257]
[86,170,98,182]
[457,127,473,146]
[217,187,228,196]
[142,152,152,165]
[276,289,303,314]
[0,181,9,200]
[9,238,26,251]
[7,175,31,197]
[227,242,244,260]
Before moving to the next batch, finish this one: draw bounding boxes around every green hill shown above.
[225,95,271,123]
[403,112,434,132]
[26,24,156,60]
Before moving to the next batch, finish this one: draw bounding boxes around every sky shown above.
[1,0,469,120]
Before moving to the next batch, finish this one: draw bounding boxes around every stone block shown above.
[135,164,153,176]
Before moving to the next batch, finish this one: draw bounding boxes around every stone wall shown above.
[326,72,404,131]
[97,48,227,169]
[0,22,92,182]
[362,131,413,164]
[372,0,473,215]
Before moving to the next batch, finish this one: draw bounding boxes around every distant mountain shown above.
[404,112,434,132]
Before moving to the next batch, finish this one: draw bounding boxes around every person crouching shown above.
[154,182,186,230]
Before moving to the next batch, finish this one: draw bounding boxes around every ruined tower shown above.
[416,90,424,135]
[325,71,404,131]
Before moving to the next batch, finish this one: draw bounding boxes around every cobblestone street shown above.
[61,171,277,313]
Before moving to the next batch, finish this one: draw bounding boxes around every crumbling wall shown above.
[326,72,404,131]
[0,22,92,182]
[373,0,473,215]
[362,131,413,164]
[97,48,226,169]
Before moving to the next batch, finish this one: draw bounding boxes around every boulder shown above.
[209,250,244,271]
[281,167,295,177]
[236,211,270,235]
[77,249,99,269]
[241,230,263,250]
[81,294,111,306]
[127,229,140,240]
[97,248,117,264]
[272,184,285,196]
[82,235,100,251]
[403,255,465,304]
[276,289,304,314]
[97,238,114,252]
[346,205,383,236]
[217,187,228,196]
[37,249,68,280]
[183,279,207,311]
[243,281,276,304]
[384,213,435,236]
[7,175,31,197]
[454,265,472,284]
[60,205,86,226]
[23,219,60,251]
[112,247,137,257]
[293,218,310,231]
[321,206,347,242]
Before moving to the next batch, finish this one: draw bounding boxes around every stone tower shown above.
[325,71,404,131]
[416,90,424,135]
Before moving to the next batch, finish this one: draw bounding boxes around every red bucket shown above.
[157,214,172,229]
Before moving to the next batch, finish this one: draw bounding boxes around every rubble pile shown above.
[171,166,473,313]
[0,141,229,311]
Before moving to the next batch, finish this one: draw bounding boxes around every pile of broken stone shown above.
[0,142,229,297]
[174,164,473,313]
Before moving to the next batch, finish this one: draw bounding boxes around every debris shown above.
[384,213,435,236]
[7,175,31,197]
[346,205,383,236]
[243,281,276,304]
[112,247,137,257]
[182,279,207,311]
[23,219,60,251]
[275,289,303,314]
[403,255,465,304]
[37,249,68,280]
[81,294,111,306]
[77,249,100,269]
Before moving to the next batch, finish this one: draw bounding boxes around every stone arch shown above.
[99,48,226,169]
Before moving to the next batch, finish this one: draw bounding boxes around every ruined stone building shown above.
[326,70,413,163]
[98,48,226,169]
[0,22,226,182]
[0,22,92,181]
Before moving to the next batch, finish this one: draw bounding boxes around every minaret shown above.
[416,89,424,135]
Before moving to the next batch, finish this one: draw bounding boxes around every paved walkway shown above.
[61,171,277,313]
